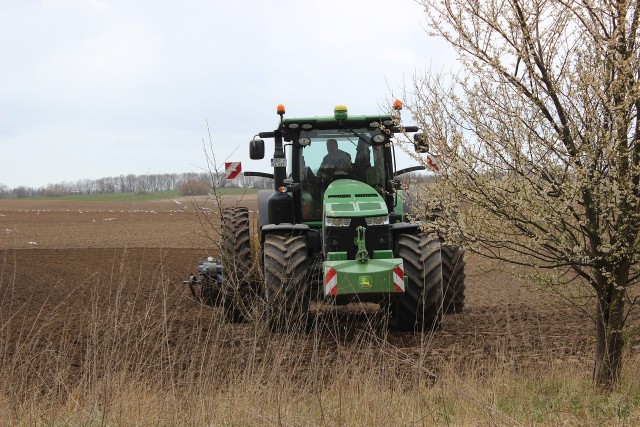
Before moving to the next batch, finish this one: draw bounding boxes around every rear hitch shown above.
[183,257,223,304]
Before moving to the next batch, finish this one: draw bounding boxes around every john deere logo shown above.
[359,275,372,289]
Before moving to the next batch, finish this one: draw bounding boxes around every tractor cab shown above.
[291,127,388,220]
[249,103,424,226]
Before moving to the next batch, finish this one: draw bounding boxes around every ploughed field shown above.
[1,195,638,402]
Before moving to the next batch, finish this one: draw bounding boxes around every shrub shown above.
[179,180,210,196]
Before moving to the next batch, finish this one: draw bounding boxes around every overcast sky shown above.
[0,0,455,188]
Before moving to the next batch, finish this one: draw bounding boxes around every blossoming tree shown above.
[407,0,639,388]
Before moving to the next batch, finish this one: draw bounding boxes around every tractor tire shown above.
[220,207,255,323]
[393,232,443,332]
[441,245,466,314]
[263,233,309,332]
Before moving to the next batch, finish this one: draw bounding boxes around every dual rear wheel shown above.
[391,232,466,331]
[221,208,309,331]
[263,233,310,332]
[393,232,444,331]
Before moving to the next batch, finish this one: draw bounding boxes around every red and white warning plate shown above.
[225,162,242,179]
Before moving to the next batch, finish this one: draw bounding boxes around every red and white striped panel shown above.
[324,266,338,296]
[393,265,405,292]
[225,162,242,179]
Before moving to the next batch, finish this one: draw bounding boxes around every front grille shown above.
[325,218,390,259]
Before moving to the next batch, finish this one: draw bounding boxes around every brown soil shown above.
[1,197,638,387]
[0,195,257,249]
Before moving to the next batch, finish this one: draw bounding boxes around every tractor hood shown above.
[323,179,387,218]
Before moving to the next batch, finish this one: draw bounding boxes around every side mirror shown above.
[413,133,429,153]
[249,138,265,159]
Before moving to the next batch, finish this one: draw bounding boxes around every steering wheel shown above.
[317,167,337,180]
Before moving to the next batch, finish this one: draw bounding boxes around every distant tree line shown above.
[0,172,273,199]
[0,169,435,199]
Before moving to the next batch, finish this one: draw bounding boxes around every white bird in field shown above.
[27,241,37,245]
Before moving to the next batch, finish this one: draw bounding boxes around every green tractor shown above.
[220,102,465,332]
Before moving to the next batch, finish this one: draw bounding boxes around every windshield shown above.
[298,128,387,220]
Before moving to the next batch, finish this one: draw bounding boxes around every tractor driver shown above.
[319,138,352,171]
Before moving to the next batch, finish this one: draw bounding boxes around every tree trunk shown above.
[593,277,626,389]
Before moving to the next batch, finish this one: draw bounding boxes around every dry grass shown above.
[1,253,639,426]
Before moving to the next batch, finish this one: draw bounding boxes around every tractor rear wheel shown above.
[393,232,443,332]
[220,207,255,323]
[263,233,309,332]
[441,245,466,314]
